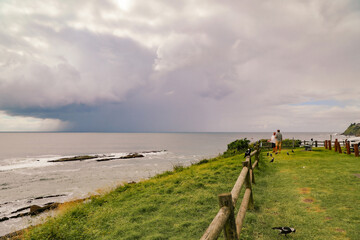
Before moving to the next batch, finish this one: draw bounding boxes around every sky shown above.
[0,0,359,132]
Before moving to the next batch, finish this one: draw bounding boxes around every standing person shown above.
[268,132,277,153]
[276,129,283,153]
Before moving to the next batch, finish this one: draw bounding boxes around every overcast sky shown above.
[0,0,359,132]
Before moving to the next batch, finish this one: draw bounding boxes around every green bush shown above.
[259,138,301,148]
[222,138,250,157]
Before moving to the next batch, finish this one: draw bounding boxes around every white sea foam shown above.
[0,151,168,172]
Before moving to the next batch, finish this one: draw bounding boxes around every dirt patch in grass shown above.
[354,173,360,178]
[335,228,345,232]
[325,216,332,220]
[307,205,325,212]
[298,187,311,194]
[303,198,314,203]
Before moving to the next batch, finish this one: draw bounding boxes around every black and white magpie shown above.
[270,157,274,163]
[270,153,272,157]
[244,148,251,158]
[287,152,289,155]
[272,227,296,237]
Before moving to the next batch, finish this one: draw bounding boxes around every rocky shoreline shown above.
[47,150,165,163]
[0,150,168,238]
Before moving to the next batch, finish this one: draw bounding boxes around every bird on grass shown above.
[270,158,274,163]
[270,153,273,157]
[287,152,289,155]
[272,227,296,237]
[275,152,278,155]
[267,152,269,156]
[292,149,294,153]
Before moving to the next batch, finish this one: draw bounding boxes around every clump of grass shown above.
[196,159,209,165]
[172,163,185,172]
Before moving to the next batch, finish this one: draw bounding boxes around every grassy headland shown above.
[24,148,359,239]
[343,123,360,136]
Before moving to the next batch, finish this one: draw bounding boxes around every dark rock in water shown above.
[48,155,97,162]
[0,217,9,222]
[34,194,66,200]
[11,206,30,214]
[121,153,144,159]
[141,150,167,153]
[29,203,59,215]
[96,153,144,162]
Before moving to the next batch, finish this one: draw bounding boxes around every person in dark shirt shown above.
[275,129,283,153]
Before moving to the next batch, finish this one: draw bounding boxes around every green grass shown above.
[241,148,360,240]
[24,148,360,240]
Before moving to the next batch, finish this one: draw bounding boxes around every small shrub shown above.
[173,164,185,172]
[259,138,301,149]
[222,138,250,157]
[196,159,209,165]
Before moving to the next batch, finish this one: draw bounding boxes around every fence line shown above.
[261,139,359,158]
[324,139,359,157]
[200,145,261,240]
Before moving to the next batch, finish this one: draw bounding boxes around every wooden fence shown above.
[324,139,359,157]
[200,145,261,240]
[262,140,359,157]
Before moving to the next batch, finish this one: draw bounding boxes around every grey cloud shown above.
[0,0,359,132]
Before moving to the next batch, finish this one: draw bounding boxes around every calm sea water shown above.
[0,132,341,235]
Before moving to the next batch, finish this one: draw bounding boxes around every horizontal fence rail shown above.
[200,145,260,240]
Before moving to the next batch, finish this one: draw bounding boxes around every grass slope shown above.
[241,149,360,240]
[25,156,248,240]
[25,149,360,240]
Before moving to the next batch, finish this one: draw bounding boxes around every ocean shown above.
[0,132,343,235]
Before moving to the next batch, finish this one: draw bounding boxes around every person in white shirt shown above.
[268,132,277,153]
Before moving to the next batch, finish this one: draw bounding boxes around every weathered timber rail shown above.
[200,145,261,240]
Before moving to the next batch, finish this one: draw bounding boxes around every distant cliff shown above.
[342,123,360,136]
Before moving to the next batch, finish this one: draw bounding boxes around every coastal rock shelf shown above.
[47,150,166,163]
[0,195,92,224]
[48,155,99,162]
[96,153,144,162]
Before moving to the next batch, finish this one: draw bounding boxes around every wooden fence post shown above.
[255,149,260,168]
[334,139,338,152]
[218,193,238,240]
[354,144,359,157]
[329,140,332,150]
[247,156,255,184]
[315,140,318,147]
[338,141,342,154]
[346,141,351,155]
[325,140,328,149]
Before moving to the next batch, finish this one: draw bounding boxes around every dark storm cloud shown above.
[0,0,359,131]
